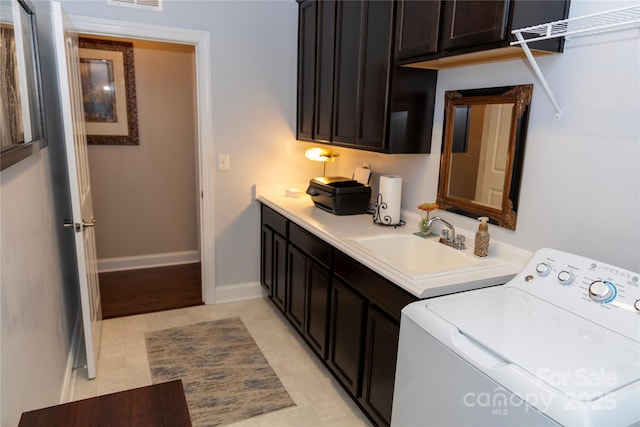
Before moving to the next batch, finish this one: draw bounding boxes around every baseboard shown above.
[215,281,266,303]
[60,311,83,403]
[98,250,200,273]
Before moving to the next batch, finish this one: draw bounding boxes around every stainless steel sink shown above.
[347,233,508,279]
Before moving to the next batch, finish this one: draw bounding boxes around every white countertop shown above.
[256,184,532,299]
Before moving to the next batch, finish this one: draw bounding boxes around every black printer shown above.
[306,176,371,215]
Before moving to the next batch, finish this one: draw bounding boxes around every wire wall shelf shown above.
[510,4,640,121]
[511,4,640,45]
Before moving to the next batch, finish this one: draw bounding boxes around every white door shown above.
[52,1,102,379]
[475,104,512,209]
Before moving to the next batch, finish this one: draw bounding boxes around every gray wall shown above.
[1,1,80,425]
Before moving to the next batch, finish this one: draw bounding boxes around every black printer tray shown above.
[306,176,371,215]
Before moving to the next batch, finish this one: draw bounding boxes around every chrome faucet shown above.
[426,216,466,250]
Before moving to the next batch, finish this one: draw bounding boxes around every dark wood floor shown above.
[99,262,203,319]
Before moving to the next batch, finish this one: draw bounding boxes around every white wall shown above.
[333,0,640,272]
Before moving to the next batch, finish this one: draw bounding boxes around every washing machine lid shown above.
[426,286,640,399]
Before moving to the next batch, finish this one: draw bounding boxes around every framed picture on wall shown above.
[1,0,46,171]
[78,37,139,145]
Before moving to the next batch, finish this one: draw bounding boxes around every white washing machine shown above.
[391,247,640,427]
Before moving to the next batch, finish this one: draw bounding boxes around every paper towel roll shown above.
[379,175,402,224]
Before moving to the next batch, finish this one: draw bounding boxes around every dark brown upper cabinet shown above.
[296,0,438,154]
[395,0,442,60]
[331,0,361,147]
[440,0,511,51]
[333,0,400,150]
[314,0,337,143]
[297,0,336,143]
[396,0,571,69]
[296,0,317,141]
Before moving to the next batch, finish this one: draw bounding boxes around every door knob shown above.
[82,218,97,230]
[63,219,80,232]
[63,218,96,231]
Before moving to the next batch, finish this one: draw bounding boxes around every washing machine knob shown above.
[536,262,551,276]
[589,280,616,303]
[634,300,640,312]
[557,270,574,285]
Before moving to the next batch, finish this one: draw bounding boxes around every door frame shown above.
[68,15,216,304]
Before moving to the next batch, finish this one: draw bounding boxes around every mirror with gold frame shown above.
[437,84,532,230]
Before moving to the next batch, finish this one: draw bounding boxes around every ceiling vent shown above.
[107,0,163,11]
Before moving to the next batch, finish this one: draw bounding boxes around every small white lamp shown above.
[305,147,339,176]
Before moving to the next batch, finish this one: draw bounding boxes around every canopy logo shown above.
[462,367,620,417]
[462,388,553,415]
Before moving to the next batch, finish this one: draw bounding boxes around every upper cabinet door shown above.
[296,0,437,154]
[395,0,442,60]
[333,0,395,150]
[332,0,362,146]
[313,0,336,144]
[357,0,394,150]
[296,0,317,141]
[440,0,509,51]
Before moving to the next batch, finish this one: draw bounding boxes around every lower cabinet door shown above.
[328,278,366,396]
[360,305,400,427]
[260,225,273,294]
[304,258,330,358]
[286,245,306,333]
[272,233,287,312]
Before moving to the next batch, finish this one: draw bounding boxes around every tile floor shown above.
[72,297,372,426]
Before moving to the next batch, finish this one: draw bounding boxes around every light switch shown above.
[218,154,230,171]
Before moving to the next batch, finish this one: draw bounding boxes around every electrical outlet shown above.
[218,154,230,171]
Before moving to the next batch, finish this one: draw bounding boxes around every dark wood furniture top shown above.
[18,380,192,427]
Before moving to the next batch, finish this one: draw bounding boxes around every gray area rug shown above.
[145,317,295,426]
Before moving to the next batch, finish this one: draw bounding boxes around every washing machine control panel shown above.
[510,248,639,341]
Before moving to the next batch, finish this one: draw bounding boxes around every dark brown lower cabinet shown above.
[286,244,306,332]
[360,305,400,427]
[260,224,274,295]
[260,203,417,427]
[332,250,417,427]
[260,225,287,312]
[328,278,367,396]
[286,244,331,358]
[304,258,330,357]
[272,233,287,311]
[261,205,289,312]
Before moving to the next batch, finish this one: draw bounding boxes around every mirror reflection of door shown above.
[447,103,512,209]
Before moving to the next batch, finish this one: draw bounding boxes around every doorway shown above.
[69,16,216,305]
[81,36,201,318]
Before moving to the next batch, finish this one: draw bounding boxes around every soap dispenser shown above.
[474,217,490,257]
